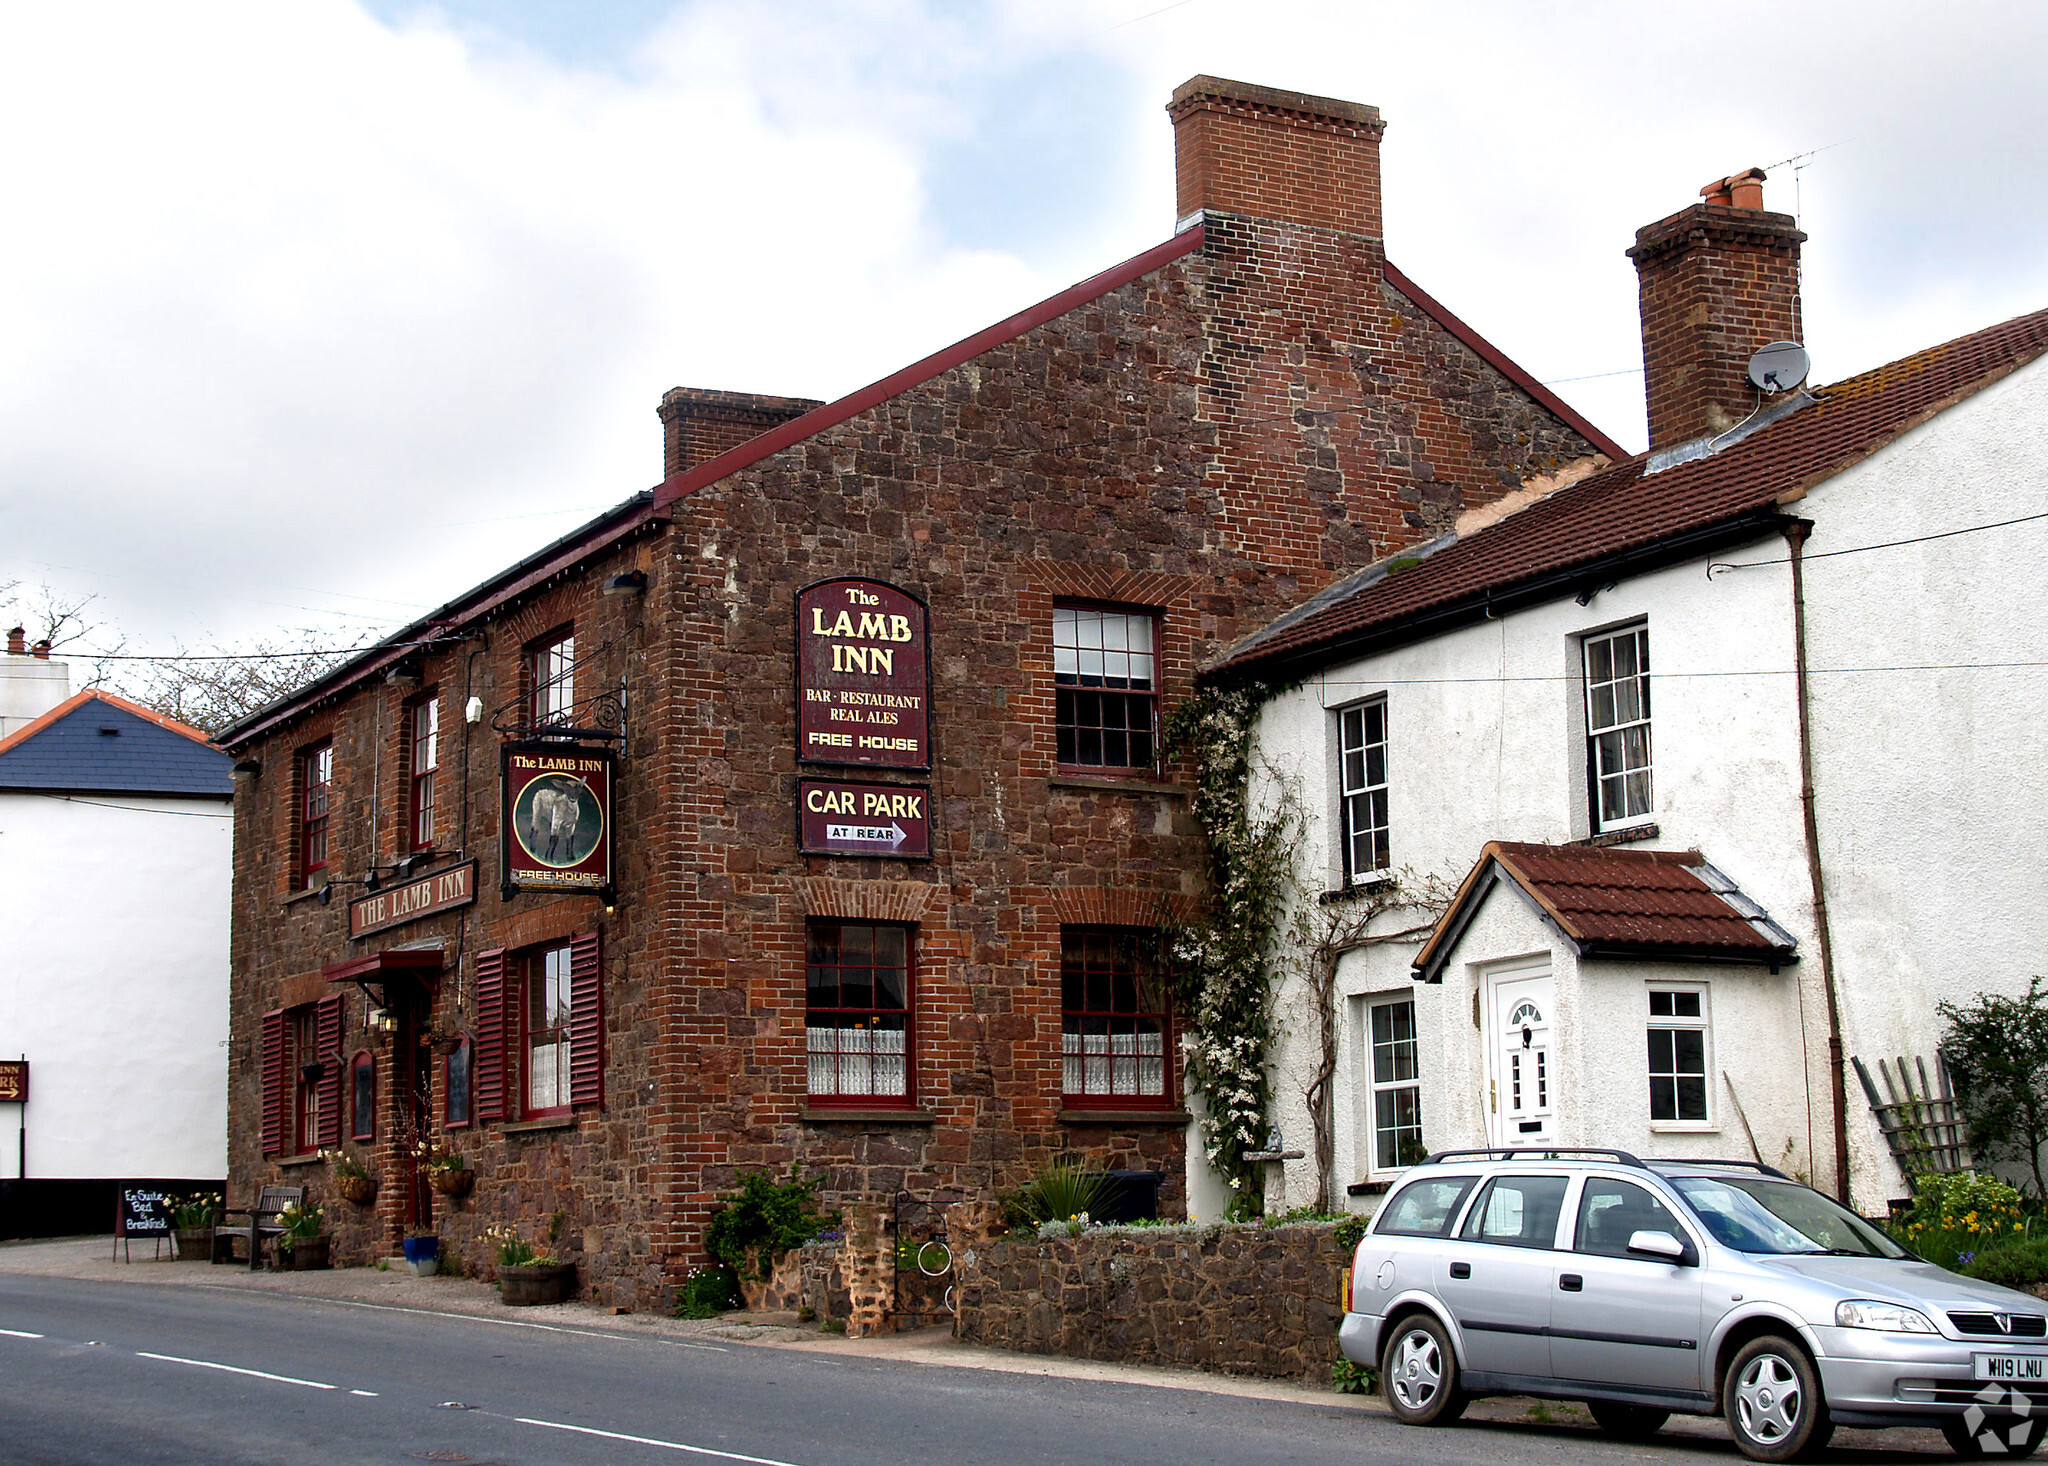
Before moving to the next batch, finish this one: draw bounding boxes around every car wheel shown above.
[1588,1401,1671,1439]
[1724,1334,1833,1462]
[1379,1313,1467,1426]
[1943,1410,2048,1459]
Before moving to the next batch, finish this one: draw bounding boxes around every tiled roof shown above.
[1413,840,1797,982]
[0,690,232,797]
[1215,305,2048,678]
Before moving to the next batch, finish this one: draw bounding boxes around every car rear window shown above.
[1374,1175,1479,1237]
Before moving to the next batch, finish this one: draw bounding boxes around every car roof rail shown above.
[1419,1146,1647,1169]
[1650,1158,1792,1179]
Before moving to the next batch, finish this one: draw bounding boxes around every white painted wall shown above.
[1233,354,2048,1216]
[0,791,231,1180]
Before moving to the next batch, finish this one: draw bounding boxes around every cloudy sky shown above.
[3,0,2042,661]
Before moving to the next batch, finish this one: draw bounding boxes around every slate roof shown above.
[1413,840,1798,983]
[1214,304,2048,680]
[0,690,232,797]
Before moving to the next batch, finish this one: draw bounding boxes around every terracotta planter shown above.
[336,1174,377,1205]
[500,1262,574,1306]
[276,1236,330,1271]
[174,1227,212,1261]
[429,1168,474,1199]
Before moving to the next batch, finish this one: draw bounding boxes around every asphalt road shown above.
[0,1274,1957,1465]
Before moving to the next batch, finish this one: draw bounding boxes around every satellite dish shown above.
[1747,340,1811,394]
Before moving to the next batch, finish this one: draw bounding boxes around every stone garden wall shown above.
[952,1221,1348,1378]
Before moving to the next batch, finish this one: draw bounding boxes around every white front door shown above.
[1485,967,1557,1146]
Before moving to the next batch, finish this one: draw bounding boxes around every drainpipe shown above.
[1785,517,1853,1202]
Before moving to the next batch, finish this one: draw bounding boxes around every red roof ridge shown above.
[652,227,1209,509]
[0,687,216,760]
[1381,261,1627,462]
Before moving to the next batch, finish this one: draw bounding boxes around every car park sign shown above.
[798,778,931,859]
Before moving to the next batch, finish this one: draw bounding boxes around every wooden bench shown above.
[211,1185,303,1269]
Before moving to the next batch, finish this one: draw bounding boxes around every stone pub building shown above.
[219,76,1616,1311]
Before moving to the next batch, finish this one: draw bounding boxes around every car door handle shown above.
[1559,1273,1583,1291]
[1449,1262,1471,1279]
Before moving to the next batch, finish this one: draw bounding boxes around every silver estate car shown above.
[1340,1148,2048,1462]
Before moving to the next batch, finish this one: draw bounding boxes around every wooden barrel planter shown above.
[276,1236,330,1271]
[174,1228,212,1261]
[429,1168,474,1200]
[499,1262,574,1306]
[336,1174,377,1206]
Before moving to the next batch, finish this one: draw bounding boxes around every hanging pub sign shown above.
[0,1060,25,1102]
[350,860,477,940]
[798,779,932,860]
[502,747,612,894]
[796,578,930,770]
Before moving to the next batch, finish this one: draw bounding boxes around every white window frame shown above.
[1647,983,1713,1131]
[1366,994,1423,1175]
[1583,623,1653,832]
[1338,697,1390,883]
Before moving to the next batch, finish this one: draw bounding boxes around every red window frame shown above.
[443,1033,472,1129]
[520,943,574,1119]
[1053,603,1159,775]
[407,693,439,851]
[804,921,915,1109]
[1060,927,1174,1109]
[298,741,332,887]
[349,1050,376,1141]
[524,627,576,730]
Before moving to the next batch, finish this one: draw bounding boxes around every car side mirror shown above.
[1627,1229,1694,1266]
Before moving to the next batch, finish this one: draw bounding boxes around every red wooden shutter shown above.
[315,994,344,1148]
[260,1008,287,1157]
[568,930,603,1109]
[474,948,507,1122]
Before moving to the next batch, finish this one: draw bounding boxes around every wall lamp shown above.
[232,759,262,783]
[603,570,648,597]
[384,661,423,688]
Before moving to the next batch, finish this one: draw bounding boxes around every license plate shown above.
[1975,1354,2048,1381]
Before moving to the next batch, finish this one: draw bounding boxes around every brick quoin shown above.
[219,76,1611,1314]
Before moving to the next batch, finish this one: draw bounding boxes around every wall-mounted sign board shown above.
[503,747,612,894]
[796,579,930,770]
[798,779,932,860]
[350,860,477,940]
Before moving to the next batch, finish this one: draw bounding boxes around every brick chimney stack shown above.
[6,627,22,656]
[658,387,824,480]
[1166,76,1386,240]
[1628,168,1806,452]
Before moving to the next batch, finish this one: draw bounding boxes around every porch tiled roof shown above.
[1216,304,2048,679]
[1413,840,1798,982]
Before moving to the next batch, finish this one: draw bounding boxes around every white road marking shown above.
[350,1389,378,1396]
[0,1329,44,1339]
[135,1351,336,1390]
[518,1417,808,1465]
[321,1297,727,1349]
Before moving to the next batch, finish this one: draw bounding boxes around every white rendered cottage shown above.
[1203,172,2048,1216]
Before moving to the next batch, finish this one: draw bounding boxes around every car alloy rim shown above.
[1391,1328,1442,1410]
[1735,1353,1803,1443]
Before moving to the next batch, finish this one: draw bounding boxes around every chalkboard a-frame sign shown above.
[114,1186,174,1262]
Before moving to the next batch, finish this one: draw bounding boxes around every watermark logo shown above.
[1963,1382,2038,1454]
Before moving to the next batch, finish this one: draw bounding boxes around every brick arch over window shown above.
[1048,887,1198,930]
[1023,562,1193,608]
[798,879,939,925]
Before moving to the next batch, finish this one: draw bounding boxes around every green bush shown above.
[674,1264,743,1319]
[1961,1237,2048,1291]
[704,1171,837,1281]
[1889,1171,2033,1268]
[1333,1214,1369,1250]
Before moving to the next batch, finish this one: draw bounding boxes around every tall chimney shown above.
[1166,76,1385,239]
[658,388,824,480]
[1628,168,1805,451]
[5,627,22,656]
